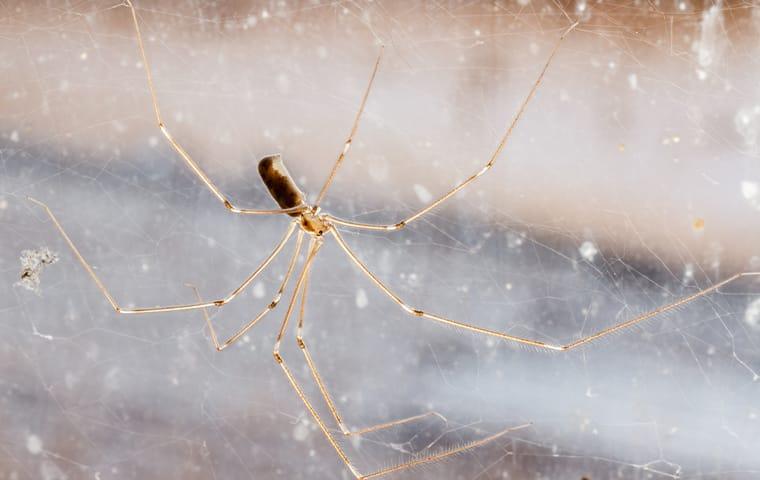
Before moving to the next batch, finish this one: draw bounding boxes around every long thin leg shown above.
[123,0,305,216]
[187,231,304,351]
[274,237,533,479]
[326,21,578,232]
[28,196,297,314]
[332,228,760,351]
[294,266,447,436]
[314,47,384,207]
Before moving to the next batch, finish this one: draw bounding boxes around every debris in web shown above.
[16,246,59,294]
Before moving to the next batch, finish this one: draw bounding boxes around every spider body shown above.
[258,154,331,237]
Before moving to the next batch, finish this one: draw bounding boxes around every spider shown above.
[27,2,760,478]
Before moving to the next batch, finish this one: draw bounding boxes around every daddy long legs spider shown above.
[26,2,760,478]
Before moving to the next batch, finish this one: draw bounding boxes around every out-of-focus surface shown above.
[2,1,760,479]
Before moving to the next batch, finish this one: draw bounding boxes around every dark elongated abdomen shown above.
[258,154,306,217]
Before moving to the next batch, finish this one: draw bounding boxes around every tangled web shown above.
[2,1,760,479]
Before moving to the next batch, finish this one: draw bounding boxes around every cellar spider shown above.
[26,2,760,478]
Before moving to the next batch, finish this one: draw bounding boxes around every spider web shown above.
[2,1,760,479]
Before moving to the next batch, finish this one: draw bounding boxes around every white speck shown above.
[505,282,513,291]
[26,434,42,455]
[10,130,19,142]
[517,0,530,5]
[252,282,266,299]
[742,181,760,210]
[80,51,88,61]
[112,120,126,133]
[735,106,760,149]
[148,136,159,147]
[0,197,7,210]
[742,181,758,200]
[355,288,368,309]
[104,366,121,391]
[696,68,708,80]
[745,298,760,330]
[403,272,421,287]
[40,460,67,480]
[140,262,149,272]
[64,372,79,390]
[579,241,598,262]
[293,421,309,441]
[276,73,290,94]
[246,15,258,27]
[682,263,694,282]
[413,184,432,203]
[507,231,525,248]
[628,73,638,90]
[696,2,725,68]
[368,154,388,182]
[261,9,270,19]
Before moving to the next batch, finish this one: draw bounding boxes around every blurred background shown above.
[2,0,760,479]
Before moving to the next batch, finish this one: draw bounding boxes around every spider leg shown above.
[273,237,533,479]
[325,21,578,233]
[186,231,304,351]
[123,0,305,216]
[28,196,297,315]
[294,263,447,436]
[331,228,760,351]
[271,238,363,475]
[314,47,384,207]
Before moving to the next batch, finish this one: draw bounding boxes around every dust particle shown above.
[413,184,433,203]
[579,241,598,262]
[26,434,42,455]
[355,288,368,309]
[16,247,59,294]
[745,298,760,330]
[252,282,266,299]
[293,421,309,441]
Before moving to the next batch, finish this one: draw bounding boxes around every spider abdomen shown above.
[258,154,306,217]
